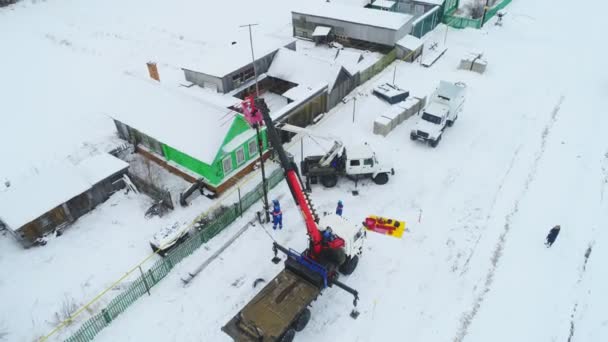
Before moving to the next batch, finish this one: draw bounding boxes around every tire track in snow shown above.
[566,240,595,342]
[454,95,565,342]
[600,151,608,203]
[459,144,523,276]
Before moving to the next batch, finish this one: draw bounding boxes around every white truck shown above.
[410,81,466,148]
[278,123,394,189]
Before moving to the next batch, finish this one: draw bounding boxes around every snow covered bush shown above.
[54,296,79,326]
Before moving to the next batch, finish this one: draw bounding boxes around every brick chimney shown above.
[146,62,160,82]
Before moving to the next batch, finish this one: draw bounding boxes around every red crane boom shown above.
[245,97,344,259]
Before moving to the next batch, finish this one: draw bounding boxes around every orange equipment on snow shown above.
[364,215,406,238]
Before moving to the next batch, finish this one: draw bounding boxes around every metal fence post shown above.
[138,266,151,296]
[102,308,112,324]
[238,187,243,217]
[148,269,156,285]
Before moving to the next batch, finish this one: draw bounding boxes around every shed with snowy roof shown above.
[111,79,269,195]
[0,154,129,247]
[292,2,414,49]
[267,48,357,110]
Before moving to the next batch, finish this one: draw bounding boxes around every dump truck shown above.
[222,98,364,342]
[410,81,466,147]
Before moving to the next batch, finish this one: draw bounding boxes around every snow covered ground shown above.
[86,1,608,342]
[2,0,608,341]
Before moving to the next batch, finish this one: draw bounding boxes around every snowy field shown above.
[2,0,608,341]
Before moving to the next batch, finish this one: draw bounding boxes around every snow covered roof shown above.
[271,83,328,121]
[436,80,466,101]
[371,0,396,9]
[312,26,332,37]
[293,3,413,30]
[396,35,423,51]
[181,36,295,78]
[332,0,372,7]
[414,0,444,5]
[179,85,242,109]
[346,145,374,160]
[78,153,129,185]
[282,84,319,101]
[0,154,127,230]
[110,78,237,164]
[268,48,345,91]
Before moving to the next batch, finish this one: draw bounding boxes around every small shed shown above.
[268,48,356,110]
[292,3,414,49]
[0,154,128,247]
[396,34,424,61]
[312,26,333,44]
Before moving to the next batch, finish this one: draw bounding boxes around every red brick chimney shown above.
[146,62,160,82]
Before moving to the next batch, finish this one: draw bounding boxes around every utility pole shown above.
[240,23,270,222]
[352,97,357,123]
[480,0,491,27]
[392,65,397,85]
[240,23,260,96]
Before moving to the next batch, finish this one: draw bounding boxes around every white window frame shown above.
[222,156,233,175]
[248,138,258,157]
[236,146,246,165]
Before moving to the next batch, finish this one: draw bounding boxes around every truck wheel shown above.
[372,173,389,185]
[320,174,338,188]
[294,308,311,332]
[429,136,441,148]
[280,328,296,342]
[339,255,359,275]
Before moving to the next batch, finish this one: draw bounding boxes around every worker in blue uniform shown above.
[272,199,282,230]
[336,200,344,216]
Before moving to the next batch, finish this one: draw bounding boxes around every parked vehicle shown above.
[410,81,466,147]
[300,140,394,189]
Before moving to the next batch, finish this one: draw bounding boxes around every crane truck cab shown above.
[344,145,393,185]
[318,214,365,275]
[410,80,466,148]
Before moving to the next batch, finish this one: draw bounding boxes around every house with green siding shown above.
[111,78,268,194]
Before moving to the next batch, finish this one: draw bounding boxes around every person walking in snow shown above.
[336,200,344,216]
[545,225,561,247]
[271,199,283,230]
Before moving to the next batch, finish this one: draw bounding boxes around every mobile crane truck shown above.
[222,97,365,342]
[275,123,394,189]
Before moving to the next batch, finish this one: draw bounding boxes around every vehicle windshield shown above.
[422,112,442,124]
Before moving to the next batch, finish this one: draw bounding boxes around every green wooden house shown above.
[111,79,268,194]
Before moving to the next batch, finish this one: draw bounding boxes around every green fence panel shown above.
[443,13,482,29]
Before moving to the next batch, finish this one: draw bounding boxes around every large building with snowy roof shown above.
[0,154,129,247]
[181,36,296,94]
[110,78,270,195]
[292,2,415,49]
